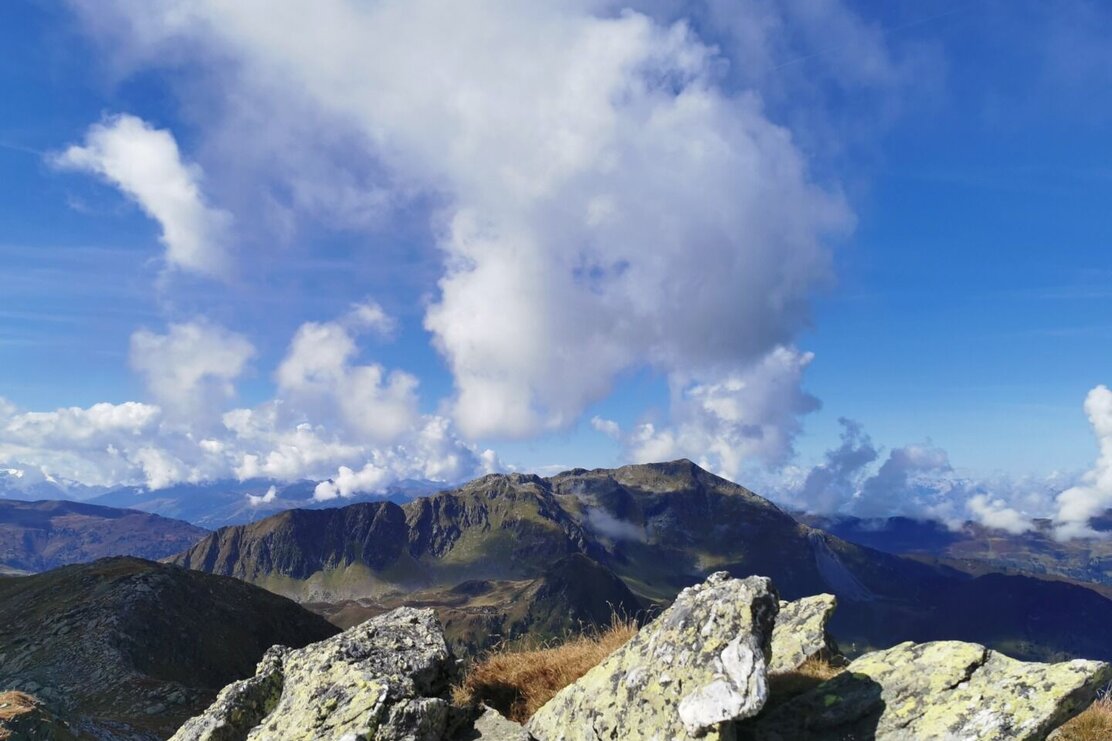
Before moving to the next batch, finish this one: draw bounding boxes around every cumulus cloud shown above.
[795,418,878,514]
[52,114,232,277]
[1053,385,1112,539]
[275,309,419,443]
[130,321,255,423]
[626,346,820,480]
[769,417,1052,534]
[68,0,852,476]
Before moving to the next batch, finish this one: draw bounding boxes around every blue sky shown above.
[2,0,1111,532]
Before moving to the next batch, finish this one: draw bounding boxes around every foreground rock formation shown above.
[171,608,456,741]
[768,593,840,674]
[745,640,1112,740]
[175,570,1110,741]
[527,573,779,741]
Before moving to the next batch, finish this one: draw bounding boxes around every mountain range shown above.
[171,459,1112,662]
[0,499,207,573]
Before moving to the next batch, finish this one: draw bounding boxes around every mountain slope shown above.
[170,460,1112,662]
[0,499,207,573]
[0,557,339,740]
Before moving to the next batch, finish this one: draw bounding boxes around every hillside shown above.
[171,459,1112,661]
[0,557,339,739]
[0,499,207,573]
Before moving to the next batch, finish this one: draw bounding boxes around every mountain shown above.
[801,513,1112,590]
[88,477,442,529]
[0,499,207,573]
[307,552,648,654]
[0,465,106,502]
[0,557,339,740]
[170,459,1112,662]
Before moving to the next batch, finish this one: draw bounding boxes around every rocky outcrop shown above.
[768,594,840,674]
[172,607,457,741]
[526,572,779,741]
[743,640,1112,740]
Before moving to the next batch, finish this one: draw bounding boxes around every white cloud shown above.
[591,416,621,440]
[1053,385,1112,539]
[276,310,418,443]
[70,0,851,473]
[626,346,820,480]
[52,114,232,277]
[247,485,278,506]
[130,321,255,423]
[967,494,1033,535]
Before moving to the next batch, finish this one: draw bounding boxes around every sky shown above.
[2,0,1112,537]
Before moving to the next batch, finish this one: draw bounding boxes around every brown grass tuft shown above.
[1053,695,1112,741]
[0,691,40,741]
[452,618,638,723]
[765,656,845,711]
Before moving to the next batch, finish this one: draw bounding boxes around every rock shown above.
[457,705,533,740]
[171,607,456,741]
[768,594,840,674]
[743,640,1112,740]
[527,572,779,741]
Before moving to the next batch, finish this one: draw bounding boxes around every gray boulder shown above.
[170,607,455,741]
[743,640,1112,740]
[768,594,840,674]
[527,572,779,741]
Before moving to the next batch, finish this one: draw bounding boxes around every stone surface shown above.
[768,594,840,674]
[743,640,1112,740]
[459,705,533,740]
[527,572,779,741]
[171,607,456,741]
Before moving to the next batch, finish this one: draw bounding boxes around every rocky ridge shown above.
[174,571,1110,741]
[0,557,339,739]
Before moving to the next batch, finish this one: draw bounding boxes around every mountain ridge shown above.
[170,459,1112,662]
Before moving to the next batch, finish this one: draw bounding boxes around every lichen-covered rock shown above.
[527,572,779,741]
[459,705,533,740]
[743,640,1112,740]
[768,594,840,674]
[171,607,455,741]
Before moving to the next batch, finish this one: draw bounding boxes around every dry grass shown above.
[1053,695,1112,741]
[765,656,846,711]
[452,618,638,723]
[0,691,39,741]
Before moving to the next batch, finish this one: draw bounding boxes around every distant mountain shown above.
[801,513,1112,590]
[0,499,208,573]
[88,477,443,529]
[170,459,1112,662]
[0,557,338,740]
[0,465,107,502]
